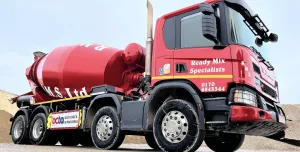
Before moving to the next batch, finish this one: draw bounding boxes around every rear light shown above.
[233,90,258,107]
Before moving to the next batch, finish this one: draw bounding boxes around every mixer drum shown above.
[32,44,127,99]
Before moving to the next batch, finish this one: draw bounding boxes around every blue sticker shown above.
[159,68,164,75]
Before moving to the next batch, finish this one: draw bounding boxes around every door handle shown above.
[176,64,187,73]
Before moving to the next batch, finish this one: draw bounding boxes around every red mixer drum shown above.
[30,43,127,99]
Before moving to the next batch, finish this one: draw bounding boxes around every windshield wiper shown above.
[250,46,274,71]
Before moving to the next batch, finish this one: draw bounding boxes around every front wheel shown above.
[205,132,245,152]
[91,106,125,149]
[153,99,205,152]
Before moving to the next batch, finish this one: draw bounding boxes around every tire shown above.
[29,113,57,145]
[91,106,125,149]
[11,115,30,144]
[59,130,80,146]
[79,131,94,147]
[153,99,205,152]
[145,134,159,150]
[205,132,245,152]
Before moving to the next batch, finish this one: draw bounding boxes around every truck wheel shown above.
[79,131,94,147]
[11,115,29,144]
[91,106,125,149]
[58,130,79,146]
[29,113,57,145]
[145,134,159,150]
[153,99,205,152]
[205,132,245,152]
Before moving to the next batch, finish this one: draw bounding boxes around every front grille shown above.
[261,82,277,98]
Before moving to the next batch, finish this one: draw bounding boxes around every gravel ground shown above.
[0,143,298,152]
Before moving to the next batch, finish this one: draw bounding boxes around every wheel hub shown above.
[96,115,113,141]
[161,111,188,143]
[13,121,23,139]
[32,119,43,139]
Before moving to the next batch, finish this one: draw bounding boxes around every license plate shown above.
[278,115,286,124]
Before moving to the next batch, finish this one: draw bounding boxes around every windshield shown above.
[227,4,271,60]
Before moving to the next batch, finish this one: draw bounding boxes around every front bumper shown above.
[203,97,287,136]
[229,105,287,136]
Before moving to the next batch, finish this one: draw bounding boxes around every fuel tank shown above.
[26,43,145,102]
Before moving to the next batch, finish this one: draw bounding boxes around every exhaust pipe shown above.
[145,0,153,79]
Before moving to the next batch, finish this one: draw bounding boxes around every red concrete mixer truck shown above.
[8,0,287,151]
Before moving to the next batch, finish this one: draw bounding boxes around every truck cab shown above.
[150,0,285,125]
[143,0,286,150]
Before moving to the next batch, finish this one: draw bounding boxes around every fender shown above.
[9,108,30,135]
[143,81,205,130]
[83,93,122,129]
[87,93,122,114]
[29,105,50,121]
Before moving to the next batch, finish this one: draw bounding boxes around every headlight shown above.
[233,90,258,107]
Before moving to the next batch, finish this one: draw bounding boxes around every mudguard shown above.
[87,94,122,114]
[143,81,205,130]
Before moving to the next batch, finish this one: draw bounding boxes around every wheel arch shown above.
[29,105,50,122]
[143,80,205,130]
[84,94,121,129]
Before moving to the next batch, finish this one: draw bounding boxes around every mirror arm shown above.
[213,41,228,50]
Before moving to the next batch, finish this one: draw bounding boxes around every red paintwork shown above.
[151,0,279,103]
[230,44,278,102]
[12,43,145,103]
[231,105,273,122]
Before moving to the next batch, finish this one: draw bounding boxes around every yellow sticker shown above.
[47,113,52,129]
[163,64,170,74]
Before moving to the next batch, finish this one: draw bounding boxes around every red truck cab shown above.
[148,0,286,143]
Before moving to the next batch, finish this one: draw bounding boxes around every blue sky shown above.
[0,0,299,104]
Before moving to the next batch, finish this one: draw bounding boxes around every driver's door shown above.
[172,3,233,93]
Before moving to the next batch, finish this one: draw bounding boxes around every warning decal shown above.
[48,110,81,130]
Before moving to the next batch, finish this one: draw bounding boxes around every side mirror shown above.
[200,3,219,44]
[202,14,219,44]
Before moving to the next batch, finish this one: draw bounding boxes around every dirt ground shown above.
[0,110,12,143]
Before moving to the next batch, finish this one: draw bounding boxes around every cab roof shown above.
[161,0,221,19]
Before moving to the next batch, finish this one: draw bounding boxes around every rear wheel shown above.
[91,106,125,149]
[145,133,159,150]
[205,132,245,152]
[11,115,29,144]
[153,99,205,152]
[29,113,58,145]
